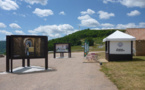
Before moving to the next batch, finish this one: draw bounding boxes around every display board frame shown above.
[54,43,71,58]
[6,35,48,73]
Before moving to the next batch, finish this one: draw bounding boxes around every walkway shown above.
[0,52,117,90]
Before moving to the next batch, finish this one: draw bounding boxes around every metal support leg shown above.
[54,52,56,58]
[60,53,64,57]
[22,59,25,67]
[6,58,9,72]
[11,59,13,73]
[27,58,30,67]
[45,58,48,70]
[69,52,71,58]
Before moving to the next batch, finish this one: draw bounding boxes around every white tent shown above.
[103,30,136,42]
[103,30,136,61]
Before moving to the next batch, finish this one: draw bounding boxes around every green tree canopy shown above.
[86,37,94,46]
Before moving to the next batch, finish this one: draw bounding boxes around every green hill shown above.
[48,29,125,51]
[0,41,6,54]
[0,29,125,53]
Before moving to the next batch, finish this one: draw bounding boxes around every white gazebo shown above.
[103,30,136,61]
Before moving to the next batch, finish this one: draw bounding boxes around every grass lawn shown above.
[100,53,145,90]
[71,46,84,52]
[71,45,105,52]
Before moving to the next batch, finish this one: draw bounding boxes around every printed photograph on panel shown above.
[13,37,45,58]
[56,44,69,52]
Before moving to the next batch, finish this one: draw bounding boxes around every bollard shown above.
[100,62,102,65]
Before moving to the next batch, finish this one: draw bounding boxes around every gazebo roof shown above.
[103,30,136,42]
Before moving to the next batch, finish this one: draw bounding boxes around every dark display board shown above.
[6,35,48,72]
[54,43,71,58]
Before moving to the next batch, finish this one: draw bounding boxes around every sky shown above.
[0,0,145,40]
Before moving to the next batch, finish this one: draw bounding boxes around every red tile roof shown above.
[126,28,145,40]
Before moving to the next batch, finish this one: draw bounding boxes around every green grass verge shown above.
[71,46,84,52]
[100,55,145,90]
[71,45,105,52]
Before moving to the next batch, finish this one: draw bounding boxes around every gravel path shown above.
[0,52,117,90]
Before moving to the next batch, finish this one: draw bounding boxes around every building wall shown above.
[133,41,136,55]
[136,40,145,56]
[126,28,145,56]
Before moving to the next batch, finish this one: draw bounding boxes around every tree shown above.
[86,37,94,46]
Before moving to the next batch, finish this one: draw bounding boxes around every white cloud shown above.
[103,0,145,8]
[59,11,65,15]
[116,23,137,29]
[0,0,19,10]
[44,18,47,21]
[120,0,145,8]
[0,23,6,28]
[33,8,53,17]
[15,30,25,35]
[13,12,26,17]
[115,22,145,29]
[91,27,115,30]
[81,9,95,15]
[28,24,74,38]
[101,23,114,27]
[78,15,91,20]
[99,22,145,29]
[103,0,116,4]
[13,12,17,15]
[78,15,100,27]
[127,10,140,16]
[0,30,12,35]
[139,22,145,28]
[91,22,145,29]
[26,5,32,8]
[25,0,48,5]
[49,33,61,38]
[67,30,79,35]
[31,33,37,35]
[101,27,115,30]
[9,23,21,29]
[98,11,115,19]
[28,30,36,34]
[80,19,100,27]
[91,28,100,30]
[20,14,26,17]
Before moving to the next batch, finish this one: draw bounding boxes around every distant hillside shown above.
[48,29,125,51]
[0,29,125,53]
[0,41,6,54]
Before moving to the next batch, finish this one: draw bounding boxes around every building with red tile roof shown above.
[126,28,145,56]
